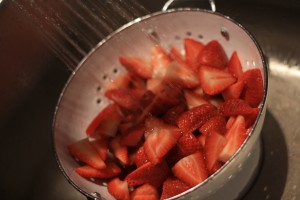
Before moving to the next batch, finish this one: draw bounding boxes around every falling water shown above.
[11,0,151,71]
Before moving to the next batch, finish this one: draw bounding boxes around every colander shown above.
[53,8,268,200]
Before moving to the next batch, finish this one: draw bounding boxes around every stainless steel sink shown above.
[0,0,299,199]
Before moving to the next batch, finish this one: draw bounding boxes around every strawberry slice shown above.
[198,65,236,95]
[184,38,204,72]
[151,45,172,78]
[120,124,146,147]
[125,161,169,187]
[197,134,206,148]
[222,77,245,100]
[199,115,227,136]
[244,108,260,128]
[184,90,208,109]
[219,98,259,117]
[209,161,223,175]
[109,136,130,165]
[162,104,186,126]
[130,183,159,200]
[169,47,185,64]
[172,152,208,187]
[227,51,243,78]
[146,78,163,94]
[104,72,131,92]
[161,177,191,199]
[197,40,228,69]
[86,103,123,138]
[144,122,182,164]
[67,138,106,169]
[204,131,227,173]
[135,146,149,167]
[119,56,153,79]
[75,160,121,178]
[90,138,109,160]
[219,115,247,162]
[242,68,264,107]
[176,103,218,134]
[107,178,130,200]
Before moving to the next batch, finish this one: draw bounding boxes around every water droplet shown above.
[264,185,268,192]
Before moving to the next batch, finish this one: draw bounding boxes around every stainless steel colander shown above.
[53,8,268,200]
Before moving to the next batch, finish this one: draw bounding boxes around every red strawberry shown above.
[184,90,208,109]
[198,40,228,69]
[67,138,106,169]
[242,68,264,107]
[135,146,149,167]
[146,78,163,94]
[219,98,259,117]
[222,77,245,100]
[244,108,260,128]
[226,116,236,130]
[169,47,185,64]
[219,115,247,162]
[227,51,243,78]
[176,132,202,157]
[90,138,109,160]
[161,177,191,199]
[109,136,130,165]
[184,38,204,72]
[199,115,227,136]
[75,160,121,178]
[121,124,146,147]
[204,131,227,172]
[197,134,206,148]
[125,161,169,187]
[176,103,218,134]
[119,56,152,79]
[198,65,236,95]
[130,183,159,200]
[151,45,172,78]
[86,103,123,138]
[105,72,131,92]
[172,152,209,187]
[107,178,130,200]
[209,161,223,175]
[162,104,186,126]
[144,122,182,164]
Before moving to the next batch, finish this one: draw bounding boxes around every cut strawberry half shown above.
[198,65,236,95]
[221,77,245,100]
[107,178,130,200]
[86,103,123,138]
[67,138,106,169]
[242,68,264,107]
[219,115,247,163]
[135,146,149,167]
[109,136,130,165]
[130,183,159,200]
[161,176,191,199]
[227,51,243,78]
[176,132,202,157]
[120,124,146,147]
[125,161,170,187]
[176,103,218,134]
[197,40,228,69]
[197,134,206,148]
[104,72,131,92]
[119,56,153,79]
[219,98,259,117]
[209,161,223,175]
[184,90,208,109]
[172,152,208,187]
[146,78,163,94]
[151,45,172,78]
[204,131,227,172]
[162,103,186,126]
[169,47,185,64]
[90,138,109,161]
[144,122,182,164]
[75,160,121,179]
[184,38,204,72]
[199,115,227,136]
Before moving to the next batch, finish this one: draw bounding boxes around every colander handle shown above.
[162,0,216,12]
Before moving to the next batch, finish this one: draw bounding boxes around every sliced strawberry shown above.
[219,98,259,117]
[197,134,206,148]
[151,45,172,78]
[209,161,223,175]
[226,116,236,130]
[199,115,227,136]
[244,108,260,128]
[105,72,131,92]
[176,132,202,157]
[144,122,182,164]
[197,40,228,69]
[107,177,130,200]
[109,136,129,165]
[242,68,264,107]
[119,56,152,79]
[169,47,185,64]
[90,138,109,160]
[130,183,159,200]
[146,78,163,94]
[184,90,208,109]
[75,160,121,179]
[162,104,186,126]
[222,77,245,100]
[128,72,147,89]
[204,131,227,172]
[184,38,204,72]
[121,124,146,147]
[161,177,191,199]
[125,161,169,187]
[219,115,247,163]
[176,103,218,134]
[172,152,208,187]
[227,51,243,78]
[68,138,106,169]
[86,103,123,138]
[198,65,236,95]
[135,146,149,167]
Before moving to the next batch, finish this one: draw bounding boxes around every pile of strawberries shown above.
[67,38,264,200]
